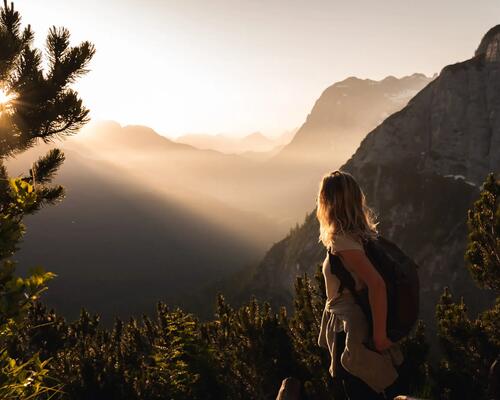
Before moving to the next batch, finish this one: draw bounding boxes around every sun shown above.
[0,89,16,114]
[0,89,13,105]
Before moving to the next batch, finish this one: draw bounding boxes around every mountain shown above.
[240,132,275,151]
[79,121,187,151]
[275,128,298,147]
[260,74,434,223]
[176,131,290,162]
[234,26,500,334]
[276,73,433,165]
[175,130,287,154]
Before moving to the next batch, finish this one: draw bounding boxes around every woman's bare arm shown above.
[337,249,393,351]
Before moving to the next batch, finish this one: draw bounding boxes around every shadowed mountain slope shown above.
[7,137,276,322]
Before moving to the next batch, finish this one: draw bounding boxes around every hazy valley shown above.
[7,73,432,321]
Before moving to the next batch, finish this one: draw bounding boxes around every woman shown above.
[316,170,404,400]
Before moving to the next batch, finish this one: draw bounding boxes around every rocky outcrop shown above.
[240,26,500,334]
[275,378,301,400]
[476,25,500,62]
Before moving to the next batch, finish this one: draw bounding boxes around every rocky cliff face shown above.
[476,25,500,62]
[276,73,433,164]
[352,28,500,186]
[240,26,500,332]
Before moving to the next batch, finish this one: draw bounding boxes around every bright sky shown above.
[16,0,500,138]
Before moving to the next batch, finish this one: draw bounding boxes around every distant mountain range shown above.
[7,69,435,321]
[175,129,295,156]
[232,25,500,335]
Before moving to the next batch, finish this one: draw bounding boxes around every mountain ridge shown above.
[175,130,292,155]
[274,73,433,166]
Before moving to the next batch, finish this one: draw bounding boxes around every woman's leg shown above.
[342,372,385,400]
[382,364,408,399]
[332,330,348,400]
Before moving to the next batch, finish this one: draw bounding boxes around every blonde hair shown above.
[316,170,378,250]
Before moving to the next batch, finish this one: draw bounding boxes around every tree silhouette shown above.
[465,173,500,292]
[0,0,95,397]
[433,173,500,400]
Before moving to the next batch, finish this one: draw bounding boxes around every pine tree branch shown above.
[0,0,32,81]
[47,26,96,87]
[23,185,65,214]
[26,148,65,185]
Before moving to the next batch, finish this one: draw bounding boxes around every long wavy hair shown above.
[316,170,378,250]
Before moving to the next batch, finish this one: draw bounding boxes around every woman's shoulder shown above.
[331,232,364,253]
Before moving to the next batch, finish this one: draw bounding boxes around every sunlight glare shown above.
[0,89,15,114]
[0,89,11,104]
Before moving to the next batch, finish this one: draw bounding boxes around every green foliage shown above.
[7,263,436,400]
[398,320,431,397]
[201,294,301,400]
[0,0,94,397]
[433,288,499,399]
[0,262,58,400]
[0,262,55,327]
[0,3,95,156]
[13,303,225,400]
[465,172,500,292]
[8,264,427,399]
[0,177,36,258]
[7,269,340,400]
[0,351,62,400]
[0,178,58,398]
[289,267,335,398]
[433,173,500,399]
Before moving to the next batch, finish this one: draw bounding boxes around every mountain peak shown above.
[277,73,432,165]
[241,131,272,145]
[475,25,500,62]
[245,131,267,140]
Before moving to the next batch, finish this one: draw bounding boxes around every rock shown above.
[475,25,500,63]
[394,397,427,400]
[489,358,500,400]
[276,377,302,400]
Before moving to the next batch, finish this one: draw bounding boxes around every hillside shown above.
[7,130,279,322]
[234,26,500,332]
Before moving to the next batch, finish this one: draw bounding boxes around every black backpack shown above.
[328,235,419,342]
